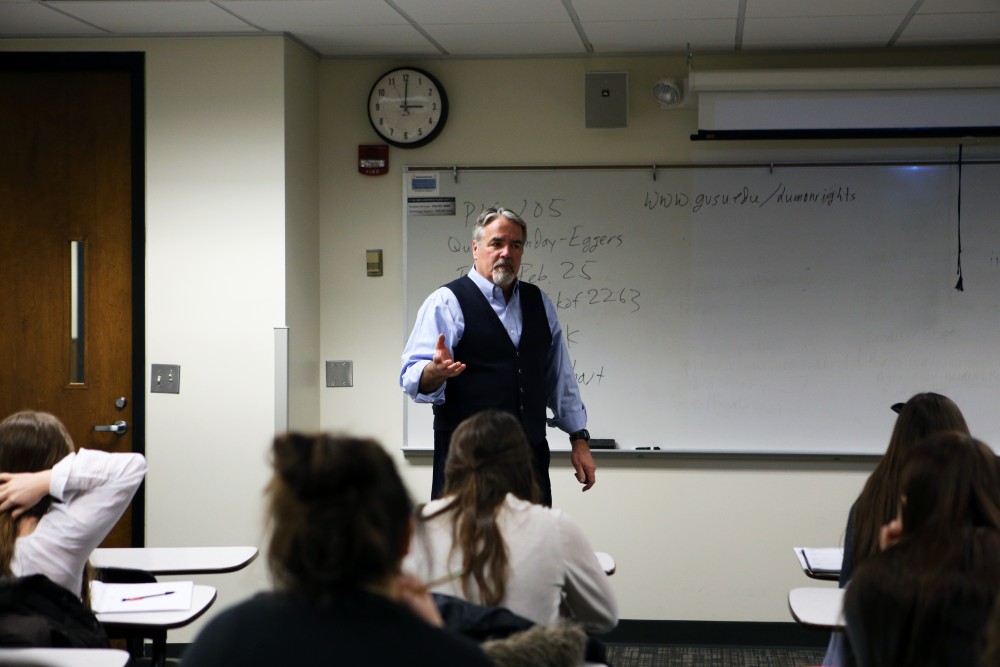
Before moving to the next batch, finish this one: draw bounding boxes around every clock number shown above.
[403,131,409,140]
[375,103,380,111]
[378,88,385,97]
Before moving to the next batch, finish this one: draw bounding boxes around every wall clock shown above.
[367,67,448,148]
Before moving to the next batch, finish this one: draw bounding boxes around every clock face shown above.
[367,67,448,148]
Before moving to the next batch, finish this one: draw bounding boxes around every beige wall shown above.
[3,37,999,639]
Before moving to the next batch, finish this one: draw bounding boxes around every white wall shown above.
[4,37,999,638]
[283,40,321,431]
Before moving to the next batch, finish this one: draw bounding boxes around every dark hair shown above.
[425,410,540,606]
[849,393,969,573]
[898,432,1000,545]
[845,432,1000,667]
[0,411,75,577]
[266,433,413,600]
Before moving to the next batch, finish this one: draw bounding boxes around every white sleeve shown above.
[558,513,620,634]
[47,448,147,554]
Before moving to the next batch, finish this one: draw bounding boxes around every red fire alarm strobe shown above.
[358,144,389,176]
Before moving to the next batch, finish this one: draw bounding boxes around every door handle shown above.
[93,420,128,435]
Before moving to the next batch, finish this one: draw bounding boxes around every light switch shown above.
[366,249,383,277]
[151,364,180,394]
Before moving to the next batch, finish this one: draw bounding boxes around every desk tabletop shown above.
[91,546,258,575]
[96,583,217,629]
[788,586,845,628]
[0,649,130,666]
[794,547,843,581]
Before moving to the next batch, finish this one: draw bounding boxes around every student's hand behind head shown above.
[0,470,52,520]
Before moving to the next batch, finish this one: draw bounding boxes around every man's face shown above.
[472,216,525,287]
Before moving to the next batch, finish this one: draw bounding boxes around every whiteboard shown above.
[403,163,1000,455]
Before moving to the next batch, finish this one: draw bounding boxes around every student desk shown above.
[794,547,843,581]
[95,584,216,667]
[90,546,258,575]
[788,587,845,628]
[0,648,131,666]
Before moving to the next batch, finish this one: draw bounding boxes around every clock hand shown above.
[402,74,410,114]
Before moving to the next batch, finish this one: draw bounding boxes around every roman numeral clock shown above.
[367,67,449,148]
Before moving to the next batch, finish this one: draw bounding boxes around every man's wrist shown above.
[568,428,590,443]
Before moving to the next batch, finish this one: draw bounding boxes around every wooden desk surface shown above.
[90,546,258,575]
[0,649,130,666]
[788,586,845,628]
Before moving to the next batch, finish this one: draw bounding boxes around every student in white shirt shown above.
[0,410,147,600]
[404,409,618,634]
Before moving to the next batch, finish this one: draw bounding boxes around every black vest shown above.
[433,276,552,442]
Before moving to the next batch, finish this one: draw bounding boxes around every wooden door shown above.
[0,54,144,547]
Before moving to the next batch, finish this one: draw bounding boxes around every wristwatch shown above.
[569,428,590,443]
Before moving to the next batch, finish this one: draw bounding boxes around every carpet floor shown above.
[604,644,825,667]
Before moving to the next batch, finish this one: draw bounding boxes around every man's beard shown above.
[492,261,515,285]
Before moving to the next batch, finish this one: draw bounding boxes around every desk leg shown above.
[150,628,168,667]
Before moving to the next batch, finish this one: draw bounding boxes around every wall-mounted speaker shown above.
[585,72,627,129]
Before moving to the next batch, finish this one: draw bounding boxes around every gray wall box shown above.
[585,72,628,128]
[325,360,353,387]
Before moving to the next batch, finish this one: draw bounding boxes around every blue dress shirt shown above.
[401,269,587,435]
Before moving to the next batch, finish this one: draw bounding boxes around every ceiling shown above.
[1,0,999,59]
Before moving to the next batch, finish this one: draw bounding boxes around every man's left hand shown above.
[570,441,596,492]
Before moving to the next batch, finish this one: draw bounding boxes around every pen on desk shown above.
[122,591,174,602]
[420,569,464,592]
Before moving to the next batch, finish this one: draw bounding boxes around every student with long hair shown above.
[405,409,618,634]
[0,410,146,600]
[839,392,970,586]
[844,431,1000,667]
[181,433,492,666]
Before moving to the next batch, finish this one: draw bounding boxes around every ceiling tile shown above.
[742,15,904,49]
[47,1,254,34]
[897,14,1000,44]
[582,19,737,53]
[918,0,1000,12]
[572,0,738,22]
[295,24,439,57]
[0,2,106,35]
[428,22,584,56]
[394,0,570,24]
[745,0,914,18]
[219,0,408,29]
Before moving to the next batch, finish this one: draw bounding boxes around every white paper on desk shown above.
[90,580,194,613]
[794,547,844,573]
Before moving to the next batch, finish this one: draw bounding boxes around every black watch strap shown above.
[569,428,590,442]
